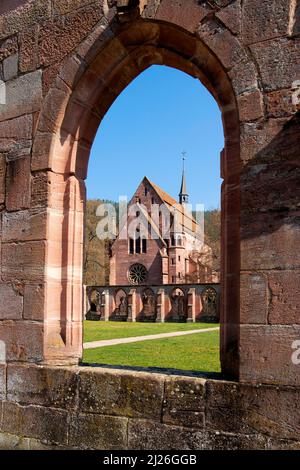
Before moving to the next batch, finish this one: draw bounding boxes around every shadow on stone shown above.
[80,361,224,380]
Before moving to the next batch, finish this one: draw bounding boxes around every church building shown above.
[109,170,214,286]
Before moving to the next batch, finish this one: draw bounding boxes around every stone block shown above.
[162,376,206,428]
[5,156,31,210]
[0,0,51,41]
[241,224,300,271]
[229,58,258,96]
[47,173,85,212]
[3,53,18,81]
[58,54,85,90]
[268,271,300,324]
[128,419,203,450]
[266,89,297,118]
[197,17,246,70]
[30,171,48,208]
[206,379,300,439]
[240,325,300,386]
[0,35,18,62]
[75,15,112,62]
[240,118,287,163]
[242,0,290,44]
[0,70,42,122]
[0,283,23,320]
[240,163,300,216]
[19,27,39,73]
[0,321,44,362]
[0,114,32,140]
[155,0,210,33]
[2,208,47,242]
[250,38,300,92]
[39,6,103,68]
[1,241,46,282]
[23,283,45,321]
[28,438,70,450]
[202,431,267,450]
[0,432,30,450]
[78,368,164,420]
[237,89,264,122]
[2,401,68,445]
[37,84,71,134]
[0,120,32,165]
[53,0,102,16]
[7,364,78,409]
[31,133,52,172]
[240,273,267,324]
[68,412,128,450]
[42,62,62,96]
[216,0,241,36]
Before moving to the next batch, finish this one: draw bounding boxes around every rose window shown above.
[128,263,148,285]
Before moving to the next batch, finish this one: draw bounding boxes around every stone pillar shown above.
[43,174,84,365]
[127,289,136,322]
[85,286,91,316]
[187,288,196,323]
[165,290,172,322]
[156,288,165,323]
[100,289,110,321]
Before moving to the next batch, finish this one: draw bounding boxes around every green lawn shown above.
[84,320,218,343]
[83,324,220,373]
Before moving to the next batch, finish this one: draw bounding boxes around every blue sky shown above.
[87,65,224,210]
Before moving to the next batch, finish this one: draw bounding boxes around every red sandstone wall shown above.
[111,238,163,285]
[0,0,298,387]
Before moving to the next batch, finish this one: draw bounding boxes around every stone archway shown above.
[33,16,242,374]
[1,0,299,387]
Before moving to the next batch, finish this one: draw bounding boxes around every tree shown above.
[83,199,117,285]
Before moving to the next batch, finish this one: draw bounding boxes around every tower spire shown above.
[179,151,189,205]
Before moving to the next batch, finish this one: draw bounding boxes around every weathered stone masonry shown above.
[0,0,299,449]
[1,364,300,450]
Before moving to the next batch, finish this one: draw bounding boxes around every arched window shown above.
[135,237,141,254]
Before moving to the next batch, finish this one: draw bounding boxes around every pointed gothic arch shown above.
[31,15,245,376]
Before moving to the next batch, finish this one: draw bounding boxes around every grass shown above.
[83,324,220,373]
[84,320,218,343]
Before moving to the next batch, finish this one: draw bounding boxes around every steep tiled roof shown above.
[145,177,198,233]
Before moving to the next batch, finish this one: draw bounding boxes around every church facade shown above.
[109,173,215,286]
